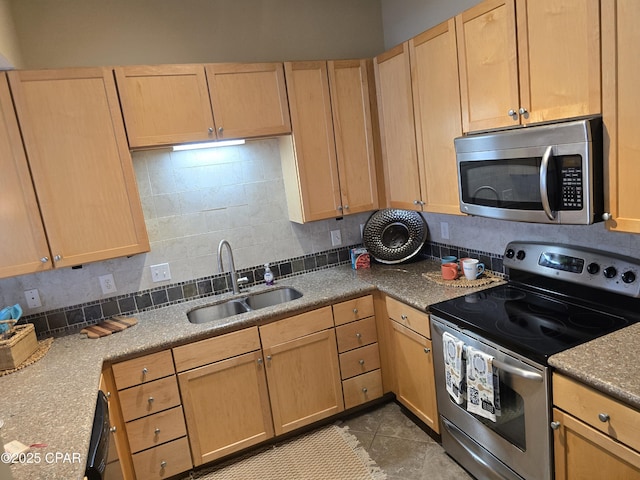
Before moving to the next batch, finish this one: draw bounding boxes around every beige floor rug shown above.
[189,425,387,480]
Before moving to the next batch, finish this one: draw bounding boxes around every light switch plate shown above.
[440,222,450,240]
[150,263,172,282]
[330,230,342,247]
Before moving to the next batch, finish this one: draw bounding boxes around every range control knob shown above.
[505,248,515,259]
[603,266,617,279]
[516,250,526,261]
[622,271,636,284]
[587,263,600,275]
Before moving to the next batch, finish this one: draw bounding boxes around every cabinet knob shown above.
[154,428,161,435]
[362,387,368,393]
[337,205,343,212]
[424,348,431,354]
[598,413,610,423]
[40,257,49,263]
[218,127,224,134]
[160,461,167,469]
[401,314,408,321]
[602,212,612,221]
[359,359,365,366]
[519,107,528,115]
[508,109,517,118]
[266,355,272,362]
[208,127,214,134]
[257,358,263,365]
[353,308,358,314]
[54,254,62,262]
[344,205,349,210]
[355,332,362,339]
[413,200,420,205]
[550,421,561,430]
[142,367,148,376]
[109,426,117,433]
[148,396,154,404]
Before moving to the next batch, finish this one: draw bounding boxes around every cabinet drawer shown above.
[119,375,181,422]
[260,306,334,348]
[335,317,377,353]
[553,374,640,452]
[385,295,430,338]
[339,343,380,380]
[132,436,192,480]
[125,406,187,454]
[342,369,383,409]
[112,350,175,390]
[333,295,375,326]
[173,326,261,372]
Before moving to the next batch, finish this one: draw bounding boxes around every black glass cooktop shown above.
[430,283,636,364]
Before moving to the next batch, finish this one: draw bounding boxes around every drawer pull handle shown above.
[353,308,358,314]
[401,314,408,320]
[359,359,365,366]
[362,387,368,393]
[148,396,154,404]
[424,348,431,354]
[160,461,167,469]
[154,428,161,435]
[550,421,561,430]
[598,413,610,423]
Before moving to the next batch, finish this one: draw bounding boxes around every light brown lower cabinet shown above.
[260,307,345,435]
[552,374,640,479]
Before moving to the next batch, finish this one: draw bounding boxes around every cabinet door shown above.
[374,43,423,210]
[115,64,216,148]
[517,0,601,125]
[456,0,520,132]
[328,59,379,215]
[390,319,439,432]
[602,0,640,233]
[553,408,640,480]
[282,61,341,222]
[263,328,344,435]
[178,350,273,466]
[8,68,149,268]
[0,73,51,278]
[410,19,463,216]
[205,62,290,140]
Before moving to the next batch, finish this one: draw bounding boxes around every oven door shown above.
[431,316,553,480]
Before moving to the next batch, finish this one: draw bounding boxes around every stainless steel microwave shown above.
[454,117,603,224]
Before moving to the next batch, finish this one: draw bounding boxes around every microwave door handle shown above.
[540,145,557,220]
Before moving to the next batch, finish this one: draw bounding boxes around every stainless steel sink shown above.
[187,287,303,324]
[244,287,304,310]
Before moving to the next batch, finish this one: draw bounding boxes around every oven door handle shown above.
[492,358,543,382]
[540,145,557,221]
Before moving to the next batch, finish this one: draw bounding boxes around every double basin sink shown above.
[187,287,303,324]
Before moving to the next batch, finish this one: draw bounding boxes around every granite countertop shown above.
[1,258,638,479]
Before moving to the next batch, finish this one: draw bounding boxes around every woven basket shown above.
[0,323,38,370]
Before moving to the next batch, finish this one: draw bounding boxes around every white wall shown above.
[0,0,22,67]
[380,0,481,49]
[9,0,384,68]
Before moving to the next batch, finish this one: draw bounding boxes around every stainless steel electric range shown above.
[430,241,640,480]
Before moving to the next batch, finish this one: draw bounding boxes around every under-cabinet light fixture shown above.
[172,139,245,151]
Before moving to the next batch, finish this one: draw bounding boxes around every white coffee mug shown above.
[462,258,485,280]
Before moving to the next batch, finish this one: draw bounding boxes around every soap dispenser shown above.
[263,263,275,286]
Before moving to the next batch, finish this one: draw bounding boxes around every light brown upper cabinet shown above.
[281,60,379,223]
[7,68,149,270]
[374,43,422,211]
[115,63,291,148]
[409,19,464,215]
[601,0,640,233]
[456,0,601,132]
[0,73,51,278]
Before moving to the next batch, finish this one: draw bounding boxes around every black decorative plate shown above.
[362,209,428,264]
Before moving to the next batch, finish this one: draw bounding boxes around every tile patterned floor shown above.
[338,401,473,480]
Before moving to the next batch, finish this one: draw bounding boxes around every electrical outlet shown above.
[150,263,172,282]
[441,222,450,240]
[330,229,342,247]
[24,289,42,309]
[99,274,117,295]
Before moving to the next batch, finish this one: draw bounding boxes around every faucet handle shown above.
[237,276,249,285]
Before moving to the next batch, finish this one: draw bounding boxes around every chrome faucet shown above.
[217,239,248,294]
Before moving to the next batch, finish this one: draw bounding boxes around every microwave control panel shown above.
[560,163,583,210]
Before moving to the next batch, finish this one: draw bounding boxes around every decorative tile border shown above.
[23,240,504,339]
